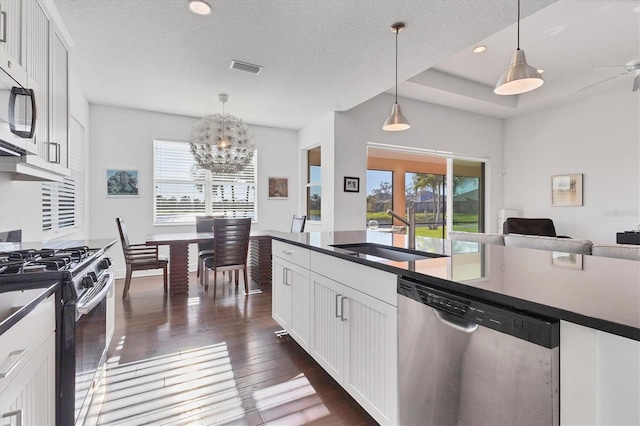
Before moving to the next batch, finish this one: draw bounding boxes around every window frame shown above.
[153,139,258,225]
[305,146,321,222]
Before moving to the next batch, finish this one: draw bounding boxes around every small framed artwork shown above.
[551,174,583,207]
[344,176,360,193]
[106,169,139,197]
[268,177,289,199]
[551,251,583,270]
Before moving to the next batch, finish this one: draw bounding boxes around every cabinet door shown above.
[343,286,398,425]
[309,272,344,384]
[288,262,310,351]
[50,29,68,172]
[25,0,48,160]
[272,257,291,330]
[0,333,55,426]
[0,0,23,74]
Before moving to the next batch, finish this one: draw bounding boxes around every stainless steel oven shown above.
[73,270,114,425]
[0,242,115,426]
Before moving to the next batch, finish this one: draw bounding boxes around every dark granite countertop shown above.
[268,230,640,341]
[0,282,59,335]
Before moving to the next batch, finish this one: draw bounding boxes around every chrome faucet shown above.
[386,205,416,250]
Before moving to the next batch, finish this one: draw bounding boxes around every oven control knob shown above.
[99,258,112,269]
[81,275,95,289]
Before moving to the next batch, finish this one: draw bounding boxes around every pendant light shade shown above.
[383,22,410,131]
[494,0,544,95]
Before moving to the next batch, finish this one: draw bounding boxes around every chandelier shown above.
[189,94,255,174]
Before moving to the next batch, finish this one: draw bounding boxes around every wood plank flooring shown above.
[92,272,377,425]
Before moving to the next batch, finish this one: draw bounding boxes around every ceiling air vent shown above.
[230,60,263,75]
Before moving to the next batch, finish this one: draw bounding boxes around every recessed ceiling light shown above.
[537,69,545,74]
[188,0,212,15]
[473,45,487,54]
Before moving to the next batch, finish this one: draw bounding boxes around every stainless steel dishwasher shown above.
[397,277,559,426]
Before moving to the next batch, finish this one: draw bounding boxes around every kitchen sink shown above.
[330,243,444,262]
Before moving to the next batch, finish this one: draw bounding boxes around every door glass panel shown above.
[451,160,484,233]
[406,172,446,238]
[366,170,393,229]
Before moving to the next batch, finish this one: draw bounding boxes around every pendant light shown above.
[383,22,410,131]
[189,94,255,174]
[494,0,544,95]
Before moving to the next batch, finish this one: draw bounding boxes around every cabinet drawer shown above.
[310,251,398,306]
[0,295,55,394]
[273,240,310,269]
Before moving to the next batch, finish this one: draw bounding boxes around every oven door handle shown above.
[77,271,114,316]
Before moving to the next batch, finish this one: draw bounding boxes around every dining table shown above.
[146,231,269,295]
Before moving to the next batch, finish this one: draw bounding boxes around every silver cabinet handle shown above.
[282,267,287,285]
[0,11,6,44]
[335,294,342,318]
[281,250,293,255]
[286,268,291,286]
[340,296,348,321]
[2,409,23,426]
[0,349,27,378]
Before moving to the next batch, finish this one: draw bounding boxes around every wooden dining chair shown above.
[291,215,306,233]
[195,215,218,285]
[116,217,168,298]
[203,217,252,297]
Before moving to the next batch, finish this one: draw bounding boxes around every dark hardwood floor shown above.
[93,271,378,425]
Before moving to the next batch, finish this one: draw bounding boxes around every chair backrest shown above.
[504,234,593,254]
[591,243,640,261]
[291,215,306,233]
[196,215,218,251]
[116,217,131,250]
[213,218,252,267]
[503,218,558,237]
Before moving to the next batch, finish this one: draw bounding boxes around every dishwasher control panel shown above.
[398,277,559,348]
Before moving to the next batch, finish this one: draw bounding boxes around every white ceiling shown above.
[52,0,638,130]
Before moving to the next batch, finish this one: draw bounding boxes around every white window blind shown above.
[42,116,85,232]
[154,140,256,223]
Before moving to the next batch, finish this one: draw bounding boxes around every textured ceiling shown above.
[53,0,557,130]
[49,0,640,129]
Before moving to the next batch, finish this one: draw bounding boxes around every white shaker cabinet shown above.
[272,240,399,425]
[0,294,56,426]
[272,240,311,351]
[309,271,398,426]
[0,0,26,84]
[49,28,68,173]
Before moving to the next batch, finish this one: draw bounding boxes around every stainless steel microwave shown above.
[0,67,36,156]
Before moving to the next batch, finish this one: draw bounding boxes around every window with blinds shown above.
[154,140,257,224]
[42,116,85,232]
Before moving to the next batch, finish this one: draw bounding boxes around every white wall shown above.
[88,104,298,277]
[332,93,505,231]
[503,89,639,243]
[298,112,335,231]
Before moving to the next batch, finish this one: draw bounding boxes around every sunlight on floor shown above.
[87,338,331,425]
[253,373,330,425]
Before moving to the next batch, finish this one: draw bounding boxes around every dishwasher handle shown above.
[433,308,479,333]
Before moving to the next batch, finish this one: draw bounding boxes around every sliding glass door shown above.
[450,159,484,233]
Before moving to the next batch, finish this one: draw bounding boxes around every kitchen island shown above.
[269,230,640,425]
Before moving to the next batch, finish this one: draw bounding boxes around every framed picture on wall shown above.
[268,177,289,199]
[106,169,139,197]
[551,174,583,206]
[344,176,360,193]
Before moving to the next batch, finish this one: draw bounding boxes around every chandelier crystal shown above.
[189,94,255,174]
